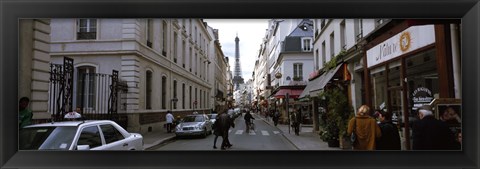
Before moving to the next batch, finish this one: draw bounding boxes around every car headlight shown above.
[195,124,204,130]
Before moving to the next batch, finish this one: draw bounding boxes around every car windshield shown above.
[19,126,77,150]
[183,116,204,122]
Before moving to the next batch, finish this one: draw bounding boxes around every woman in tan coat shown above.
[347,105,381,150]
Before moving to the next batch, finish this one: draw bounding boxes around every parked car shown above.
[175,114,213,138]
[19,120,144,150]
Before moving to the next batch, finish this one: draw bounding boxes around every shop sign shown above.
[412,87,433,108]
[367,25,435,68]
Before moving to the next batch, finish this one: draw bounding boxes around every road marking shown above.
[235,130,243,135]
[261,130,269,136]
[273,131,280,134]
[248,131,256,135]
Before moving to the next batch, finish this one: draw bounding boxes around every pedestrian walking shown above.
[244,111,255,133]
[19,97,32,129]
[212,112,234,149]
[165,111,174,133]
[216,112,234,150]
[273,110,280,126]
[347,105,382,150]
[412,105,457,150]
[375,110,401,150]
[290,110,301,136]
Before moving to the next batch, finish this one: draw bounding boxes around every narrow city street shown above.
[151,114,297,150]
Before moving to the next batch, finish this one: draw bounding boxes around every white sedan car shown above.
[175,114,213,138]
[19,120,144,150]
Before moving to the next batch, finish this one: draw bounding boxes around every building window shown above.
[205,92,210,107]
[189,86,192,109]
[162,21,168,56]
[293,63,303,81]
[189,47,193,72]
[301,38,312,52]
[330,32,335,57]
[320,19,326,30]
[355,19,363,41]
[146,19,153,48]
[321,41,326,66]
[146,71,152,109]
[200,90,202,109]
[76,66,96,110]
[173,32,178,63]
[340,20,346,50]
[195,53,198,75]
[173,80,177,109]
[315,49,319,70]
[195,88,197,109]
[182,83,186,109]
[194,26,197,43]
[162,76,167,109]
[77,19,97,40]
[182,40,186,68]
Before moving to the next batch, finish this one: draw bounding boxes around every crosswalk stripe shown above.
[231,130,281,135]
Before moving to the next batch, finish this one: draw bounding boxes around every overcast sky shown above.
[204,19,269,81]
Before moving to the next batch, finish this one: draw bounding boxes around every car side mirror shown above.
[76,145,90,150]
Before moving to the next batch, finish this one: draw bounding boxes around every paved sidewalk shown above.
[143,127,176,150]
[257,114,342,151]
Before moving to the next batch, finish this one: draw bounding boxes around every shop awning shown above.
[299,75,324,98]
[309,63,344,97]
[274,89,304,99]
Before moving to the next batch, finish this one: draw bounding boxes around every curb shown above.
[144,135,176,150]
[260,117,301,150]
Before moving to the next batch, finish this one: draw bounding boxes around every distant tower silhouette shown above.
[232,34,244,90]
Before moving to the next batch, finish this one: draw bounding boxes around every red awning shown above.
[274,89,304,99]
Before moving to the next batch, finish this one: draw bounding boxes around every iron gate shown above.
[48,57,74,122]
[49,57,126,123]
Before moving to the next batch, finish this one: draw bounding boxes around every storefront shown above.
[363,21,461,150]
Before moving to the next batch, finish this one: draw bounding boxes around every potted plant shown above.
[319,122,340,147]
[293,76,302,81]
[318,85,353,148]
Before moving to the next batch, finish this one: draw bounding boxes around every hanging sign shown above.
[367,25,435,68]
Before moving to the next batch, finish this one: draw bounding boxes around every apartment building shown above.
[49,19,215,133]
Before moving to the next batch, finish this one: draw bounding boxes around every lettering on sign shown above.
[412,87,433,104]
[367,25,435,68]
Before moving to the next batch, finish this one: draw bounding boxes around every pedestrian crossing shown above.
[228,129,281,136]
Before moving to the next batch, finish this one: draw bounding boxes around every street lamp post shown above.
[274,72,290,133]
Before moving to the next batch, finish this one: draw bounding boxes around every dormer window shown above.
[301,38,312,52]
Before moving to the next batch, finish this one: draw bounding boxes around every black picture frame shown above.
[1,0,479,168]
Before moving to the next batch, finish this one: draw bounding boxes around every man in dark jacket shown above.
[216,112,234,150]
[375,110,401,150]
[412,105,457,150]
[244,111,255,132]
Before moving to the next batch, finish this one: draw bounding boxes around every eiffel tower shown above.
[232,34,244,91]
